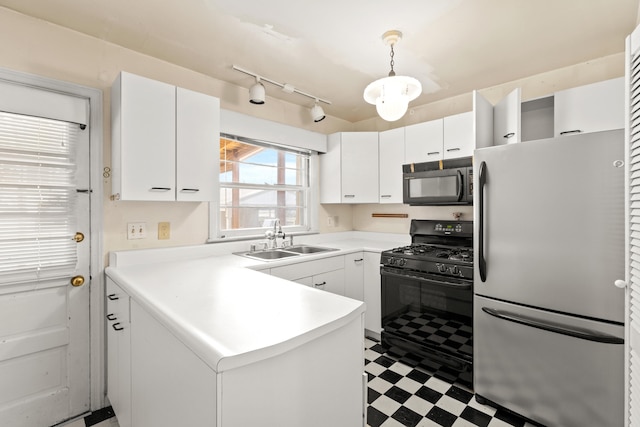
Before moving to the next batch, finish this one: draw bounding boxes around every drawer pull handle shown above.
[381,195,392,198]
[314,281,326,288]
[354,259,364,262]
[427,151,440,155]
[107,293,119,301]
[446,148,461,152]
[559,129,582,135]
[180,188,200,193]
[503,132,515,139]
[150,187,171,192]
[112,323,124,331]
[106,313,117,321]
[344,194,355,198]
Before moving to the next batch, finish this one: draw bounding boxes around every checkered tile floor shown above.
[365,338,537,427]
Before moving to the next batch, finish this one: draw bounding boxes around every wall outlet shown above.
[127,222,146,240]
[158,222,170,240]
[327,216,338,227]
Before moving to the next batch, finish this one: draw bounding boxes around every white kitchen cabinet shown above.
[404,118,443,163]
[106,279,131,427]
[554,77,624,137]
[493,88,522,145]
[378,128,405,203]
[363,251,382,337]
[111,71,220,201]
[271,255,345,296]
[443,111,474,159]
[175,87,220,201]
[344,252,364,301]
[320,132,379,204]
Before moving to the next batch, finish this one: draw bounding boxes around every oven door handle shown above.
[478,161,487,282]
[381,268,472,290]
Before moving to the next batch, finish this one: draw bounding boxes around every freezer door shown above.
[473,130,625,322]
[474,296,624,427]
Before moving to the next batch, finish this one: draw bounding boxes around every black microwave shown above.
[402,157,473,205]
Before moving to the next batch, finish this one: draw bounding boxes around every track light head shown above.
[249,77,265,104]
[310,102,325,122]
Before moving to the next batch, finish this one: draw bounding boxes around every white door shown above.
[0,82,91,426]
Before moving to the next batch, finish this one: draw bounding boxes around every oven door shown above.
[381,266,473,362]
[403,168,468,205]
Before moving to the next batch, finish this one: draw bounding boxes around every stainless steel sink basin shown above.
[284,245,338,254]
[234,244,338,261]
[238,250,300,261]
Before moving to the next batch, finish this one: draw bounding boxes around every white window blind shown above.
[0,111,79,285]
[628,25,640,427]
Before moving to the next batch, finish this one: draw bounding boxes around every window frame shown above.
[209,133,319,241]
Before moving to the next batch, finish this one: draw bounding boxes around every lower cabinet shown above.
[271,256,345,295]
[105,279,131,427]
[363,252,382,337]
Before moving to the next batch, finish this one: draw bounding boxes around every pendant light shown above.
[363,30,422,122]
[249,76,266,104]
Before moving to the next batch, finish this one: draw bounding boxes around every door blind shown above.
[0,111,79,285]
[628,25,640,426]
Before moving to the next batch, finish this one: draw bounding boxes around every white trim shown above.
[0,67,105,412]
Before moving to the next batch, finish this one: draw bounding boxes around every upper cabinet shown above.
[378,127,405,203]
[443,111,474,159]
[475,77,624,146]
[111,71,220,201]
[554,77,624,137]
[320,132,379,204]
[405,119,443,163]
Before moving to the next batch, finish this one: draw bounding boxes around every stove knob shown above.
[451,265,459,275]
[437,263,447,273]
[389,257,396,265]
[398,259,406,267]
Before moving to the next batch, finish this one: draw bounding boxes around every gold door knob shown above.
[70,276,85,287]
[73,232,85,243]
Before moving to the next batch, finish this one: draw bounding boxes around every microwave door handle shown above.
[456,170,463,201]
[478,161,487,282]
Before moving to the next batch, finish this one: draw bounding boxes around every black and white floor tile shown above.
[365,338,537,427]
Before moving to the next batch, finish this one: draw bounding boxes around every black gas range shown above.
[380,219,474,388]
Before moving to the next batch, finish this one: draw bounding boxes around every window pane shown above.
[218,135,309,235]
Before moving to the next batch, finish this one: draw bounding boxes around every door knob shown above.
[70,275,85,287]
[614,280,627,289]
[73,232,85,243]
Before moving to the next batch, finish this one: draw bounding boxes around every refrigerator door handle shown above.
[481,307,624,344]
[478,161,487,282]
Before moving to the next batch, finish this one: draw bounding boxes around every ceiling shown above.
[1,0,638,122]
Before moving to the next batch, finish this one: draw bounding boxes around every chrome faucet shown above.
[265,218,285,248]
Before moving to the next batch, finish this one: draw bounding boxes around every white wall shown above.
[0,6,625,259]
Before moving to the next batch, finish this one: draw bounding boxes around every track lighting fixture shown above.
[310,100,325,122]
[363,30,422,122]
[233,65,330,123]
[249,77,265,104]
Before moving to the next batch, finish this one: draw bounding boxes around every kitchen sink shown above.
[234,244,338,261]
[283,245,338,254]
[239,250,300,261]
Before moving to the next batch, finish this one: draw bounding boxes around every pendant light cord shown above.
[388,44,396,77]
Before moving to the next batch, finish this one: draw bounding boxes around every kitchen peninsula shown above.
[104,232,406,427]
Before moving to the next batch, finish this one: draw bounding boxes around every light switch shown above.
[127,222,146,239]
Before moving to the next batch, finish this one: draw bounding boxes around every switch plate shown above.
[127,222,146,240]
[158,222,170,240]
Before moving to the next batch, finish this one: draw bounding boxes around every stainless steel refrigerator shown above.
[473,129,625,427]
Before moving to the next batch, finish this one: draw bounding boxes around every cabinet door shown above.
[319,133,342,204]
[344,252,364,301]
[473,90,494,150]
[106,279,131,427]
[554,77,624,137]
[443,111,474,159]
[363,252,382,336]
[405,119,443,162]
[113,72,176,201]
[493,88,521,146]
[340,132,379,203]
[378,128,405,203]
[312,268,345,295]
[176,87,220,202]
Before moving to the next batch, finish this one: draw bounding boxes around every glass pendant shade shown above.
[364,75,422,122]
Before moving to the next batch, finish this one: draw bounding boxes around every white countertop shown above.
[105,232,408,373]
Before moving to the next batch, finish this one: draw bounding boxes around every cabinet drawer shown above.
[271,256,344,281]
